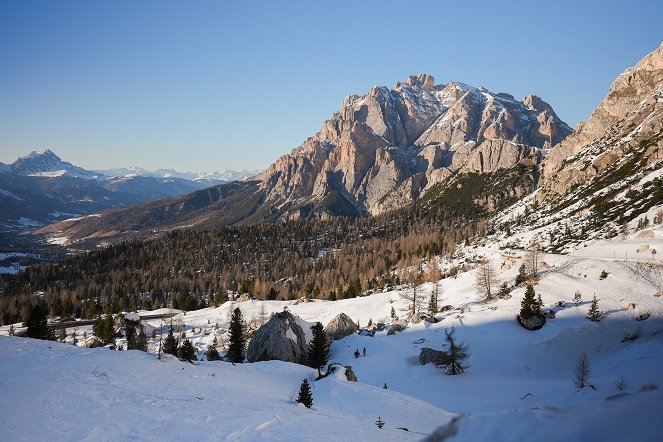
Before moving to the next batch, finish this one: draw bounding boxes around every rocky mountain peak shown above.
[255,74,572,218]
[523,94,553,113]
[405,73,435,91]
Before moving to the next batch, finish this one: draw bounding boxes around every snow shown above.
[2,220,663,440]
[0,337,452,441]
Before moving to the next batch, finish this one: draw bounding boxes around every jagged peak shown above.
[22,148,60,161]
[523,94,553,113]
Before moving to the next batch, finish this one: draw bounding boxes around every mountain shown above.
[96,167,260,183]
[10,149,102,179]
[256,74,570,217]
[41,75,571,245]
[537,42,663,207]
[0,151,240,250]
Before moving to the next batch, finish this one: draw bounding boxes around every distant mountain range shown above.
[0,150,257,249]
[94,166,259,183]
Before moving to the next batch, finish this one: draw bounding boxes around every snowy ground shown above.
[2,227,663,440]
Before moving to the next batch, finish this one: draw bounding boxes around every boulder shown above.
[626,303,636,311]
[324,313,356,341]
[516,314,546,330]
[358,328,375,337]
[246,311,310,364]
[419,348,452,366]
[344,365,358,382]
[387,323,407,335]
[83,336,103,348]
[636,312,650,321]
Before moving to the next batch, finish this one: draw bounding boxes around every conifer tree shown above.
[8,324,15,336]
[587,295,601,321]
[443,326,470,375]
[574,353,591,389]
[26,303,52,340]
[307,322,329,378]
[519,284,537,320]
[227,307,245,363]
[163,328,178,356]
[296,379,313,408]
[375,416,385,429]
[515,263,528,285]
[178,339,197,362]
[574,290,582,305]
[206,345,221,361]
[428,292,438,320]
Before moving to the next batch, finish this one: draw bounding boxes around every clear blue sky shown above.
[1,0,661,172]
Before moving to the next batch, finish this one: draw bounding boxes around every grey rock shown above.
[517,314,546,330]
[324,313,356,341]
[387,323,407,335]
[419,347,452,366]
[246,311,310,364]
[344,365,357,382]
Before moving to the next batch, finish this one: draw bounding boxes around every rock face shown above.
[255,74,571,218]
[419,347,453,366]
[246,311,310,364]
[538,42,663,203]
[324,313,356,341]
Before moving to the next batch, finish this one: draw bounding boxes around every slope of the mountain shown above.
[538,42,663,206]
[256,74,571,217]
[35,180,268,246]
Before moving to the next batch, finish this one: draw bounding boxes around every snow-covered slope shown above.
[0,336,451,441]
[2,227,662,440]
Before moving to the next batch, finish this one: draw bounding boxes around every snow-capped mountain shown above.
[95,167,260,183]
[10,149,102,179]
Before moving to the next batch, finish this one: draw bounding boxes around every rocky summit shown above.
[538,42,663,204]
[256,73,571,217]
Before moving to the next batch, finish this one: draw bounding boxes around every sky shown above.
[0,0,661,172]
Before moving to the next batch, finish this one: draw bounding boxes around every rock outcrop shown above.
[419,347,453,366]
[255,74,571,218]
[324,313,356,341]
[538,42,663,203]
[246,311,310,364]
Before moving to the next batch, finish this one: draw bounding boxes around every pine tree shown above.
[227,307,245,363]
[163,328,178,356]
[519,284,537,320]
[375,415,385,429]
[587,295,601,321]
[178,339,197,362]
[534,294,544,316]
[574,353,591,389]
[8,324,15,336]
[26,303,52,340]
[206,345,221,361]
[296,379,313,408]
[443,326,470,375]
[574,290,582,305]
[515,263,528,285]
[307,322,329,378]
[390,306,396,320]
[428,293,438,320]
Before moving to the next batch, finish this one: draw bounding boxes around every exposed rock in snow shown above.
[246,310,310,364]
[324,312,357,341]
[419,348,452,367]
